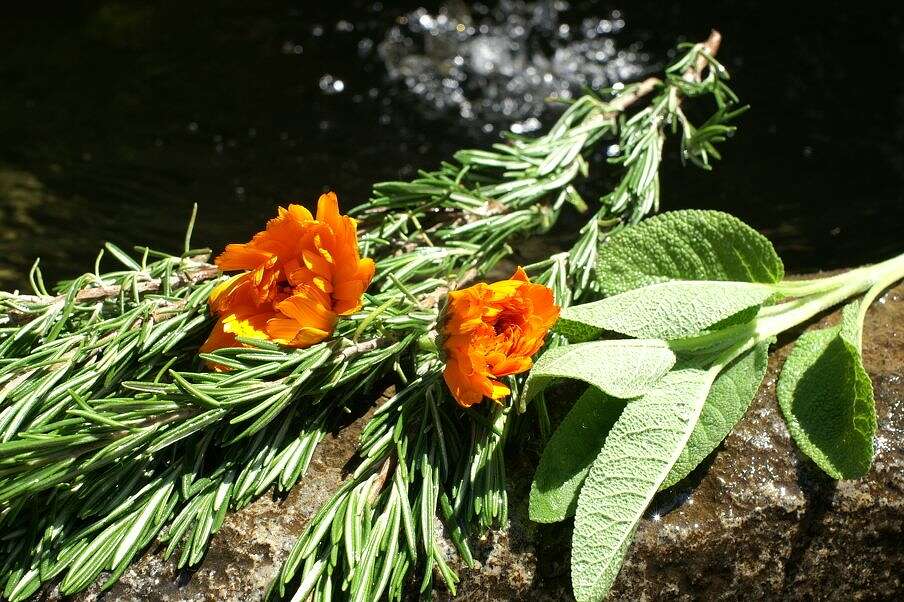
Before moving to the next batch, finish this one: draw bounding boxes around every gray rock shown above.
[74,282,904,601]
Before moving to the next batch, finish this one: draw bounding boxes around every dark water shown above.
[1,1,902,291]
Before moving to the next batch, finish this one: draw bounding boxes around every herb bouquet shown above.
[1,28,897,602]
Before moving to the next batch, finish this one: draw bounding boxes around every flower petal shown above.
[216,244,274,272]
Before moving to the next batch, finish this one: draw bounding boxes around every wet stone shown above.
[70,282,904,600]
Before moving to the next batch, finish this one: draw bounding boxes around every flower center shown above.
[493,308,525,337]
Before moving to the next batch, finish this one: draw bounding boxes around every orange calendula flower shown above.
[441,267,559,407]
[201,192,374,362]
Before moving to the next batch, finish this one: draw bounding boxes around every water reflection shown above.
[379,1,649,127]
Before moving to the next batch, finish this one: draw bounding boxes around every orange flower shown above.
[442,267,559,407]
[201,192,374,360]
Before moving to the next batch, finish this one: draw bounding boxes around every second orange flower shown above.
[201,192,374,358]
[442,268,559,407]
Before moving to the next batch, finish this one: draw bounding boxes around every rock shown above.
[73,282,904,600]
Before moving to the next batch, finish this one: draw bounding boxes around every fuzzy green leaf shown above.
[597,209,784,296]
[520,339,676,411]
[661,340,770,489]
[572,367,718,601]
[558,280,773,342]
[529,388,625,523]
[777,301,876,479]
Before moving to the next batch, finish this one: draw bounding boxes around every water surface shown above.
[1,1,901,290]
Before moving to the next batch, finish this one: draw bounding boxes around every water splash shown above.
[378,1,650,127]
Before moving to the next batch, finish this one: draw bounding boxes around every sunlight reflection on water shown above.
[377,1,650,129]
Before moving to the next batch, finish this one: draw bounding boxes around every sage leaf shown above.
[558,280,774,342]
[597,209,784,296]
[572,367,719,602]
[661,340,769,489]
[520,339,676,411]
[777,301,877,479]
[529,388,625,523]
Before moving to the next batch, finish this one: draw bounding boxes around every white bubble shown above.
[319,74,345,95]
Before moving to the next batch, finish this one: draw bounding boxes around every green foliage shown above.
[536,207,904,601]
[529,388,624,523]
[557,280,775,341]
[519,339,675,410]
[777,301,877,479]
[571,367,719,602]
[532,39,746,307]
[596,209,784,297]
[601,36,745,226]
[661,340,770,489]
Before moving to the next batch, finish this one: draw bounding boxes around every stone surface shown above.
[72,282,904,601]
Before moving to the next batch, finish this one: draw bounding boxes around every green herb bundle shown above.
[0,33,739,601]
